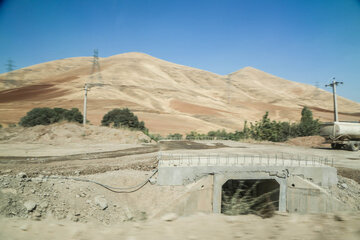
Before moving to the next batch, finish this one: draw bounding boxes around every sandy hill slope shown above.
[0,52,359,134]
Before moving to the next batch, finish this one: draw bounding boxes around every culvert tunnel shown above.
[221,179,280,217]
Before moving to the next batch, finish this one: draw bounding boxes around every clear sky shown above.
[0,0,359,102]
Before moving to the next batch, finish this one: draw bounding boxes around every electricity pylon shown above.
[5,58,15,72]
[83,49,102,126]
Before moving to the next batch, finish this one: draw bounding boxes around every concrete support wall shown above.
[157,164,339,215]
[153,175,214,218]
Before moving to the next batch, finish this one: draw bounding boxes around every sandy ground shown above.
[1,213,360,240]
[1,124,360,239]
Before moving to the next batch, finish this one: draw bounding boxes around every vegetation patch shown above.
[180,107,320,142]
[19,107,83,127]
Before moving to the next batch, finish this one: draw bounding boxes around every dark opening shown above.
[221,179,280,218]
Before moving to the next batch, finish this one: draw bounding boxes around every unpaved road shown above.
[1,213,360,240]
[0,140,360,239]
[0,140,359,178]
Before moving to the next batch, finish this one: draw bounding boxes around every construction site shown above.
[1,23,360,240]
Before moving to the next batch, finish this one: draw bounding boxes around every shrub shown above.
[185,131,207,140]
[167,133,183,140]
[148,133,162,142]
[248,112,290,142]
[19,107,83,127]
[0,123,2,129]
[101,108,147,131]
[63,108,83,123]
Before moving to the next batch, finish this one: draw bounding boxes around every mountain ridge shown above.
[0,52,359,134]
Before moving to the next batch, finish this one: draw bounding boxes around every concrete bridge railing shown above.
[158,153,333,168]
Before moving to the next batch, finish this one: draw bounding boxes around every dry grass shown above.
[221,180,279,218]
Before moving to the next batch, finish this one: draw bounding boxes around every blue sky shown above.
[0,0,359,102]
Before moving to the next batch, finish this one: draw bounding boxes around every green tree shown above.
[19,108,59,127]
[296,107,320,136]
[167,133,183,140]
[19,107,83,127]
[101,108,147,131]
[63,108,83,123]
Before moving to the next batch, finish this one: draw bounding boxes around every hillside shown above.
[0,52,359,134]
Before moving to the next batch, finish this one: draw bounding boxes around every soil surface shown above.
[1,212,360,240]
[1,124,360,239]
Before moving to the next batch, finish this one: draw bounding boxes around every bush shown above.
[101,108,147,131]
[63,108,83,123]
[181,107,320,143]
[19,107,83,127]
[167,133,183,140]
[185,131,207,140]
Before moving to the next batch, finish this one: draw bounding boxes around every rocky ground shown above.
[1,124,360,239]
[1,211,360,240]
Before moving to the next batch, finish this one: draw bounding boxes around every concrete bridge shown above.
[156,153,345,215]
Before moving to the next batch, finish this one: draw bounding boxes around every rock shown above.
[20,224,29,231]
[1,188,17,194]
[34,212,42,218]
[224,216,240,223]
[161,213,178,222]
[17,172,27,178]
[94,196,108,210]
[40,201,48,209]
[340,183,348,189]
[334,214,345,221]
[24,200,37,212]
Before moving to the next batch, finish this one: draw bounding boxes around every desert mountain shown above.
[0,52,359,134]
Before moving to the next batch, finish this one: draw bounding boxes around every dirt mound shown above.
[0,170,359,240]
[0,122,151,144]
[285,136,327,148]
[0,169,359,225]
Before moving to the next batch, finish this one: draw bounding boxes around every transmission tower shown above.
[325,77,343,122]
[5,58,15,72]
[89,49,102,86]
[83,49,102,126]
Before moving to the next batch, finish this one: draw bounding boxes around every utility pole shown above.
[83,83,89,126]
[325,77,343,122]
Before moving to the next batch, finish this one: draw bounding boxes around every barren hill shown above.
[0,52,359,134]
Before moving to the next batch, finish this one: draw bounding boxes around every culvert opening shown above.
[221,179,280,218]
